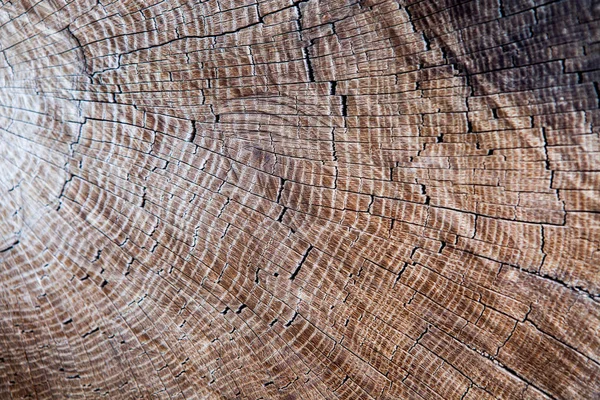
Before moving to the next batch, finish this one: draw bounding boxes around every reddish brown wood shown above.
[0,0,598,398]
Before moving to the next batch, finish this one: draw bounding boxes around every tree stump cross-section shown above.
[0,0,599,398]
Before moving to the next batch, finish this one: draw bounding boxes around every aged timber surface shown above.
[0,0,599,398]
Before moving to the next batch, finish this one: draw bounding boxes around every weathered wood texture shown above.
[0,0,599,398]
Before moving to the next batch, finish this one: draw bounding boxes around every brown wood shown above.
[0,0,598,398]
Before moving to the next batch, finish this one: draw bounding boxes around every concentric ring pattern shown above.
[0,0,599,398]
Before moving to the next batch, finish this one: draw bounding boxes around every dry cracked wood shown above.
[0,0,599,398]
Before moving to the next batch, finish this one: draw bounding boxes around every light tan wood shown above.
[0,0,598,398]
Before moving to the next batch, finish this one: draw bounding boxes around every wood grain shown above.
[0,0,598,398]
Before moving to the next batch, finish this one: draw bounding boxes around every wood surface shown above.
[0,0,599,398]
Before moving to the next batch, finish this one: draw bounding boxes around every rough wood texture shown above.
[0,0,599,398]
